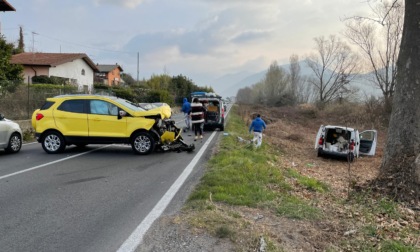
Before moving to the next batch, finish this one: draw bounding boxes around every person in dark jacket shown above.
[181,98,191,130]
[249,114,266,147]
[190,97,206,141]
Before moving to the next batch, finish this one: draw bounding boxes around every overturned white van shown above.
[314,125,377,162]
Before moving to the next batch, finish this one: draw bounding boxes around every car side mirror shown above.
[119,110,127,117]
[118,110,127,120]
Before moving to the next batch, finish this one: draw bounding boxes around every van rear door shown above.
[359,130,377,156]
[314,125,324,149]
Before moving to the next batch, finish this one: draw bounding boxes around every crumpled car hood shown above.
[132,106,171,119]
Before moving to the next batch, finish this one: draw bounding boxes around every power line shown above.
[35,32,136,54]
[5,25,137,55]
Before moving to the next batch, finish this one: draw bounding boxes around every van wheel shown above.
[131,132,155,155]
[348,152,355,162]
[317,148,323,157]
[42,131,66,154]
[5,133,22,153]
[220,125,224,131]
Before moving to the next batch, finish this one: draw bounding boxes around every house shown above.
[0,0,16,34]
[10,52,99,93]
[0,0,15,12]
[94,64,124,86]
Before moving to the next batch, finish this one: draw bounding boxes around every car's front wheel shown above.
[5,133,22,153]
[131,132,155,155]
[42,131,66,154]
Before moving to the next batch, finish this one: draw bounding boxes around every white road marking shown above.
[117,131,217,252]
[22,142,37,146]
[0,146,110,180]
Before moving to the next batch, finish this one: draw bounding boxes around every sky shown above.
[0,0,370,91]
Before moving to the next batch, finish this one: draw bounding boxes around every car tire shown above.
[42,131,66,154]
[131,131,155,155]
[220,124,224,131]
[317,148,323,157]
[5,132,22,153]
[348,152,355,162]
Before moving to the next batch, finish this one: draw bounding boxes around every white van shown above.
[314,125,377,161]
[191,92,225,131]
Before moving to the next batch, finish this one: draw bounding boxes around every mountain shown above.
[212,61,383,99]
[215,70,266,97]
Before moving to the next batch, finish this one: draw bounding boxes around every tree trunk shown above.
[379,0,420,201]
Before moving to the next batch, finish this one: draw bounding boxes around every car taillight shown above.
[349,140,355,151]
[318,136,324,145]
[36,113,44,120]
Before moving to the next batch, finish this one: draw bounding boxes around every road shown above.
[0,110,227,252]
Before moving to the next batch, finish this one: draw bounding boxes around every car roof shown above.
[53,94,117,98]
[49,94,120,101]
[191,92,222,99]
[196,97,221,101]
[324,125,356,131]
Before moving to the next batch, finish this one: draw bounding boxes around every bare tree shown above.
[379,0,420,201]
[289,54,314,104]
[263,61,290,106]
[305,35,359,106]
[343,0,403,109]
[289,54,299,104]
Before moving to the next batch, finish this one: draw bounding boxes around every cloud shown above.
[92,0,148,8]
[230,30,272,44]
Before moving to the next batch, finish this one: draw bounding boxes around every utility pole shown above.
[137,52,139,83]
[31,31,38,52]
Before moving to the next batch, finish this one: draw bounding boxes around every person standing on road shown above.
[181,97,191,131]
[249,114,266,148]
[190,97,206,141]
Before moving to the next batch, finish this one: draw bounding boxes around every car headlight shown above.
[156,119,162,128]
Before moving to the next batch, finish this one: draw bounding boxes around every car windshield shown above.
[114,98,146,111]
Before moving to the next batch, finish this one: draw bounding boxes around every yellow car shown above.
[31,95,194,154]
[138,102,172,119]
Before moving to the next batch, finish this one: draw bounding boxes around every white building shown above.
[11,53,99,93]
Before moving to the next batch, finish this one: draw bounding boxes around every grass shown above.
[276,195,322,220]
[184,105,326,251]
[286,168,329,192]
[182,105,419,251]
[346,191,401,220]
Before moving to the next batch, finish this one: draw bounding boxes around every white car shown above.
[0,113,23,153]
[315,125,377,162]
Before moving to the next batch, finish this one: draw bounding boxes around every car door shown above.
[359,130,377,156]
[54,100,89,136]
[352,130,360,158]
[0,119,8,147]
[88,99,127,138]
[314,125,324,149]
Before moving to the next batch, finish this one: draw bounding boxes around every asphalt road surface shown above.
[0,109,229,252]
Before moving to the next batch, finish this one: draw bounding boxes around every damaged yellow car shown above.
[31,95,194,154]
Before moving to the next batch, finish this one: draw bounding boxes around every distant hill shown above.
[212,61,383,99]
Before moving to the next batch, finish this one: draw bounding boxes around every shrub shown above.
[32,75,52,84]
